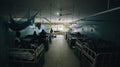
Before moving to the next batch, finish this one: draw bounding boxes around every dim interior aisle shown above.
[43,35,80,67]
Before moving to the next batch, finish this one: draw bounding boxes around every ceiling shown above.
[0,0,120,23]
[81,7,120,21]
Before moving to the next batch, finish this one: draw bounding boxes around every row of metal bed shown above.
[65,32,120,67]
[9,33,52,67]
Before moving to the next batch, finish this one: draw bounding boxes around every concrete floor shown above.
[43,35,80,67]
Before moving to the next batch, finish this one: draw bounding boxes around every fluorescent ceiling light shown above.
[56,12,60,15]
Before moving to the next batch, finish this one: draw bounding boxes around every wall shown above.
[0,18,14,67]
[77,21,120,45]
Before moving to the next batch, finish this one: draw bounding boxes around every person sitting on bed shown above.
[38,29,47,44]
[32,31,38,43]
[38,29,49,51]
[33,31,38,39]
[14,31,21,47]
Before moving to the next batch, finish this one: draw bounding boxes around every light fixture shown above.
[56,12,62,16]
[56,12,60,16]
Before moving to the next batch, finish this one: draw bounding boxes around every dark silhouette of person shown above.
[14,31,21,47]
[33,31,38,40]
[38,29,48,51]
[50,28,53,33]
[39,29,46,43]
[50,28,54,37]
[31,31,38,44]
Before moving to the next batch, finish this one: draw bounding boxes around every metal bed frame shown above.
[75,40,120,67]
[9,43,44,63]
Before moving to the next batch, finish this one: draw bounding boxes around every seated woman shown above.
[30,31,38,49]
[14,31,21,48]
[38,29,49,51]
[32,31,38,43]
[38,29,47,44]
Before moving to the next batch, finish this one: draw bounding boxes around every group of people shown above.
[37,29,47,45]
[14,29,48,50]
